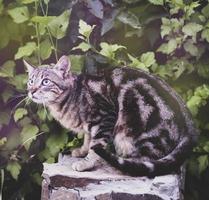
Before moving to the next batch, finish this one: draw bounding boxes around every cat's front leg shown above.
[71,149,102,171]
[71,137,107,171]
[71,133,90,158]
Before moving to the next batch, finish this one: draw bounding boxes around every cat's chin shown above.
[30,97,46,104]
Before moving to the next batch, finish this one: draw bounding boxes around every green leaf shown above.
[117,11,141,29]
[46,132,68,157]
[44,0,50,4]
[15,42,37,60]
[8,6,29,24]
[0,18,10,49]
[14,108,28,122]
[100,42,126,59]
[48,10,70,39]
[0,0,3,15]
[20,124,39,150]
[20,0,36,4]
[182,22,203,37]
[87,0,104,19]
[140,52,156,67]
[201,29,209,43]
[157,39,177,54]
[69,55,84,72]
[45,157,55,164]
[0,137,7,147]
[128,54,149,72]
[148,0,164,5]
[0,60,15,78]
[0,111,10,126]
[72,42,91,52]
[31,16,55,25]
[183,40,198,56]
[40,39,52,60]
[6,161,21,180]
[202,4,209,18]
[9,74,28,90]
[198,155,209,174]
[161,22,172,38]
[78,20,95,39]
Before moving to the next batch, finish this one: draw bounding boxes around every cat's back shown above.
[102,66,198,140]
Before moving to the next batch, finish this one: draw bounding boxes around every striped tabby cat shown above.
[25,56,198,176]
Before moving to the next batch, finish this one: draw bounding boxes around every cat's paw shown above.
[71,160,94,171]
[71,148,88,158]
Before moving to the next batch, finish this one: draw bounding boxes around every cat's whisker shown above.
[43,102,50,120]
[7,94,28,104]
[16,131,47,154]
[11,96,29,114]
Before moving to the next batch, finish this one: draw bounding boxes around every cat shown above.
[24,55,199,176]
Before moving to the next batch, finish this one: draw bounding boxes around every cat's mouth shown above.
[28,92,45,104]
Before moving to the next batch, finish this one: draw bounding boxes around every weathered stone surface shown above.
[41,154,185,200]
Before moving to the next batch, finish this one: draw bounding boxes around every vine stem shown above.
[35,0,41,65]
[0,169,4,200]
[39,0,58,61]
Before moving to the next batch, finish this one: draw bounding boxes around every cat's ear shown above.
[54,56,71,76]
[23,60,35,74]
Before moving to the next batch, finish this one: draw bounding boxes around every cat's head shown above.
[24,56,72,105]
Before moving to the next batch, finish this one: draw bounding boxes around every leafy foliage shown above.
[1,0,209,199]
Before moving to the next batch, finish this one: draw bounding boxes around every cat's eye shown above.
[42,79,51,86]
[28,79,33,86]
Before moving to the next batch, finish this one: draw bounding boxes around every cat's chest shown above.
[48,105,88,133]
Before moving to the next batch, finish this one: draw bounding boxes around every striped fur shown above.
[26,56,199,176]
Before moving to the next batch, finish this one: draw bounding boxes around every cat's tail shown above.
[92,135,195,177]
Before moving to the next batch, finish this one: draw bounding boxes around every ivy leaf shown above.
[0,60,15,78]
[100,42,126,59]
[44,0,50,4]
[20,124,39,150]
[20,0,36,4]
[14,108,28,122]
[72,42,91,52]
[148,0,164,5]
[183,40,198,56]
[182,22,203,37]
[15,42,37,60]
[78,20,95,40]
[161,18,171,38]
[48,10,70,39]
[118,11,141,29]
[69,55,84,72]
[198,155,209,174]
[87,0,104,19]
[46,132,68,157]
[9,74,28,90]
[6,161,21,180]
[40,39,52,60]
[202,4,209,18]
[0,111,10,126]
[201,29,209,43]
[0,0,3,15]
[157,39,177,54]
[0,18,10,49]
[128,54,149,72]
[0,137,7,147]
[31,16,55,25]
[8,6,29,24]
[101,9,119,35]
[140,52,156,67]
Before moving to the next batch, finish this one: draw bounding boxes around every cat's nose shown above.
[31,87,38,95]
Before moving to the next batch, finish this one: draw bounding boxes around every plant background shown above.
[0,0,209,199]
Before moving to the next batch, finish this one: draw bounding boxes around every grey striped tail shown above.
[92,136,196,177]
